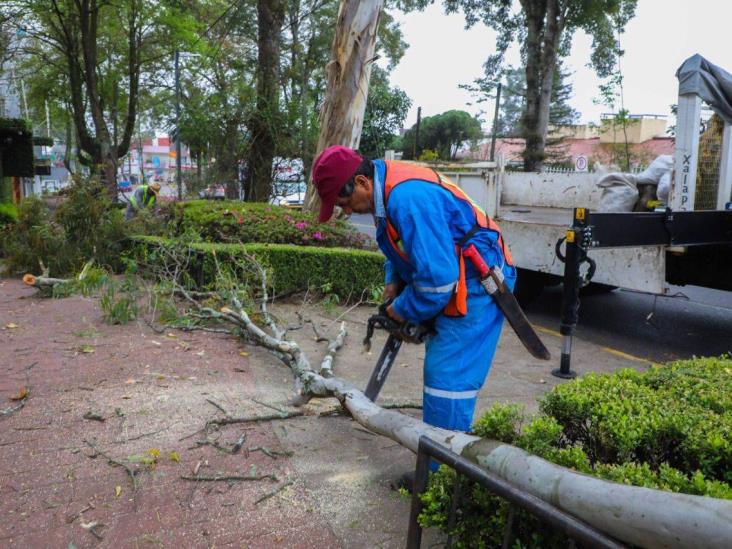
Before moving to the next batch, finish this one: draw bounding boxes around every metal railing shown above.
[406,436,626,549]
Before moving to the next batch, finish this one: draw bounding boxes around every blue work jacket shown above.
[372,160,510,323]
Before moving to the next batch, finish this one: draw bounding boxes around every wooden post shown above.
[303,0,384,215]
[717,122,732,210]
[670,94,702,211]
[12,176,22,204]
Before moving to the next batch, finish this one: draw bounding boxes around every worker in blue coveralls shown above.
[312,145,516,482]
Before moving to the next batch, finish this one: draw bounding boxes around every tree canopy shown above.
[401,109,482,160]
[359,66,412,159]
[441,0,638,170]
[2,0,411,201]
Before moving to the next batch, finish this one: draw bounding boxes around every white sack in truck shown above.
[597,173,640,212]
[637,154,673,186]
[657,170,672,203]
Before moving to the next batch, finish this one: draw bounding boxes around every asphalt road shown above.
[348,213,376,238]
[524,284,732,364]
[349,213,731,364]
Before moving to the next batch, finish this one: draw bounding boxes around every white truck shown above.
[438,54,732,306]
[436,54,732,376]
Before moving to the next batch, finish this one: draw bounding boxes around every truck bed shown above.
[498,205,573,227]
[496,205,668,294]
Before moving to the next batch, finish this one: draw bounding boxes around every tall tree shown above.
[148,0,259,199]
[281,1,407,197]
[359,66,411,159]
[469,64,579,138]
[302,0,385,215]
[245,0,285,202]
[4,0,155,197]
[401,109,482,160]
[443,0,637,171]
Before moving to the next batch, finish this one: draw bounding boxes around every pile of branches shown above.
[141,241,471,453]
[138,242,732,549]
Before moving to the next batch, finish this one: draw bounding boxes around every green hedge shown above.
[131,235,384,299]
[165,200,375,250]
[420,356,732,547]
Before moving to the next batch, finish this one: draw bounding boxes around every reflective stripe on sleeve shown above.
[424,386,479,399]
[413,281,456,294]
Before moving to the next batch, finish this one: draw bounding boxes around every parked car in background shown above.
[118,180,132,192]
[199,184,226,200]
[270,181,306,208]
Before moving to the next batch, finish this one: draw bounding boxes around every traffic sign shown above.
[575,155,588,172]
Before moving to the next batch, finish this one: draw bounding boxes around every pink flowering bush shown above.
[166,200,375,250]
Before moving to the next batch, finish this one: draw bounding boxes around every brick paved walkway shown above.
[1,278,340,548]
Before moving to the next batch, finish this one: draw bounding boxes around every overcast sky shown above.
[384,0,731,129]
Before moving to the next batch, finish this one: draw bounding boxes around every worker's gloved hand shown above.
[363,300,433,351]
[394,321,432,344]
[382,283,401,302]
[377,300,432,343]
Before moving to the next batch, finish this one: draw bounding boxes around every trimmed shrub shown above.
[1,196,66,273]
[166,200,375,250]
[1,178,142,276]
[0,202,18,225]
[420,356,732,547]
[130,235,384,300]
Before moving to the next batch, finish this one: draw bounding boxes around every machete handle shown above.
[463,244,490,278]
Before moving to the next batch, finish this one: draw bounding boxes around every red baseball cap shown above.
[312,145,363,222]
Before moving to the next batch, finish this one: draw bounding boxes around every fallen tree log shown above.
[159,244,732,548]
[23,259,93,289]
[463,440,732,549]
[22,273,72,288]
[205,298,732,548]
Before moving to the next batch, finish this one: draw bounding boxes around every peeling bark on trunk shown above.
[303,0,383,215]
[520,0,565,172]
[247,0,286,202]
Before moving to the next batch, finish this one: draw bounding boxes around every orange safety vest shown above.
[383,160,513,317]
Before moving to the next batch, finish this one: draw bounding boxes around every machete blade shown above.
[364,334,403,401]
[492,287,551,360]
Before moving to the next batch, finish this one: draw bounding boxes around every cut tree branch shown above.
[152,242,732,547]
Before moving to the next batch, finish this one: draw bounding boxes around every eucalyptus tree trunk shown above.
[303,0,383,215]
[247,0,286,202]
[521,0,564,172]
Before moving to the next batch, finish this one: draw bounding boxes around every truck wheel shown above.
[514,268,545,307]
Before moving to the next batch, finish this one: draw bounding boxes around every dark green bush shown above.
[1,178,142,276]
[420,357,732,547]
[130,235,384,300]
[1,196,66,272]
[0,117,34,177]
[166,200,375,250]
[0,202,18,225]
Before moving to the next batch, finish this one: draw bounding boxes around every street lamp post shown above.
[175,50,183,200]
[490,82,502,162]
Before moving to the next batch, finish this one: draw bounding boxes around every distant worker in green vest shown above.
[125,182,161,220]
